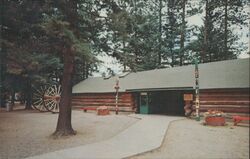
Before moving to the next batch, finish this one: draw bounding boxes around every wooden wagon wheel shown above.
[32,86,48,112]
[43,85,61,113]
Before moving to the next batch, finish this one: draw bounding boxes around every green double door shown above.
[140,92,149,114]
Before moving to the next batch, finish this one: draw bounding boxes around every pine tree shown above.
[220,0,248,59]
[163,0,181,66]
[1,0,102,136]
[1,0,59,109]
[47,0,112,136]
[179,0,186,66]
[188,0,248,63]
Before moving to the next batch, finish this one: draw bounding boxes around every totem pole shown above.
[114,78,120,115]
[195,58,200,121]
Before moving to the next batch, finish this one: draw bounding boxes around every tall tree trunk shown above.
[11,90,15,105]
[0,39,7,107]
[84,62,89,79]
[224,0,228,60]
[167,0,175,67]
[53,48,76,136]
[25,76,33,109]
[53,0,78,137]
[202,0,209,63]
[158,0,162,67]
[122,38,127,72]
[171,47,174,67]
[180,0,186,66]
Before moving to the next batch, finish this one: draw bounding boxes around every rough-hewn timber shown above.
[72,93,136,112]
[193,88,250,116]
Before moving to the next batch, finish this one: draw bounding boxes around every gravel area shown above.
[129,119,249,159]
[0,106,138,159]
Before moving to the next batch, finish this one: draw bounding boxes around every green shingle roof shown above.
[72,58,250,93]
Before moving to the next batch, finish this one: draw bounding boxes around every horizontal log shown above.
[199,99,250,102]
[199,93,249,96]
[72,97,133,100]
[200,94,249,97]
[71,101,133,105]
[73,92,129,95]
[199,92,249,95]
[73,93,133,98]
[71,100,134,104]
[72,105,135,112]
[200,89,249,93]
[72,99,133,103]
[199,96,250,101]
[72,100,129,103]
[199,105,250,108]
[72,103,135,107]
[71,102,133,107]
[72,96,133,100]
[199,101,250,105]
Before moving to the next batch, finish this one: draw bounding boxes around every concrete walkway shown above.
[26,115,182,159]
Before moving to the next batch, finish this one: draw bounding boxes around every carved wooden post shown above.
[114,78,120,115]
[194,58,200,121]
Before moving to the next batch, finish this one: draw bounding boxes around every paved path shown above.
[26,115,182,159]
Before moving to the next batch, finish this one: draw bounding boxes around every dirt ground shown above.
[129,119,249,159]
[1,105,249,159]
[0,106,138,159]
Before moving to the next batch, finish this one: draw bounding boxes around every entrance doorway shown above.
[138,90,190,116]
[139,92,149,114]
[150,91,185,115]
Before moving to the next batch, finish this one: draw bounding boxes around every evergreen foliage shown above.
[187,0,248,63]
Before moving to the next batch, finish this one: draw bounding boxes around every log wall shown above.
[72,92,136,112]
[196,88,250,116]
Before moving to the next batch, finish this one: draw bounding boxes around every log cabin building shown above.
[72,58,249,116]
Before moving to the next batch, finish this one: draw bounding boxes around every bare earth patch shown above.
[129,119,249,159]
[0,108,138,159]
